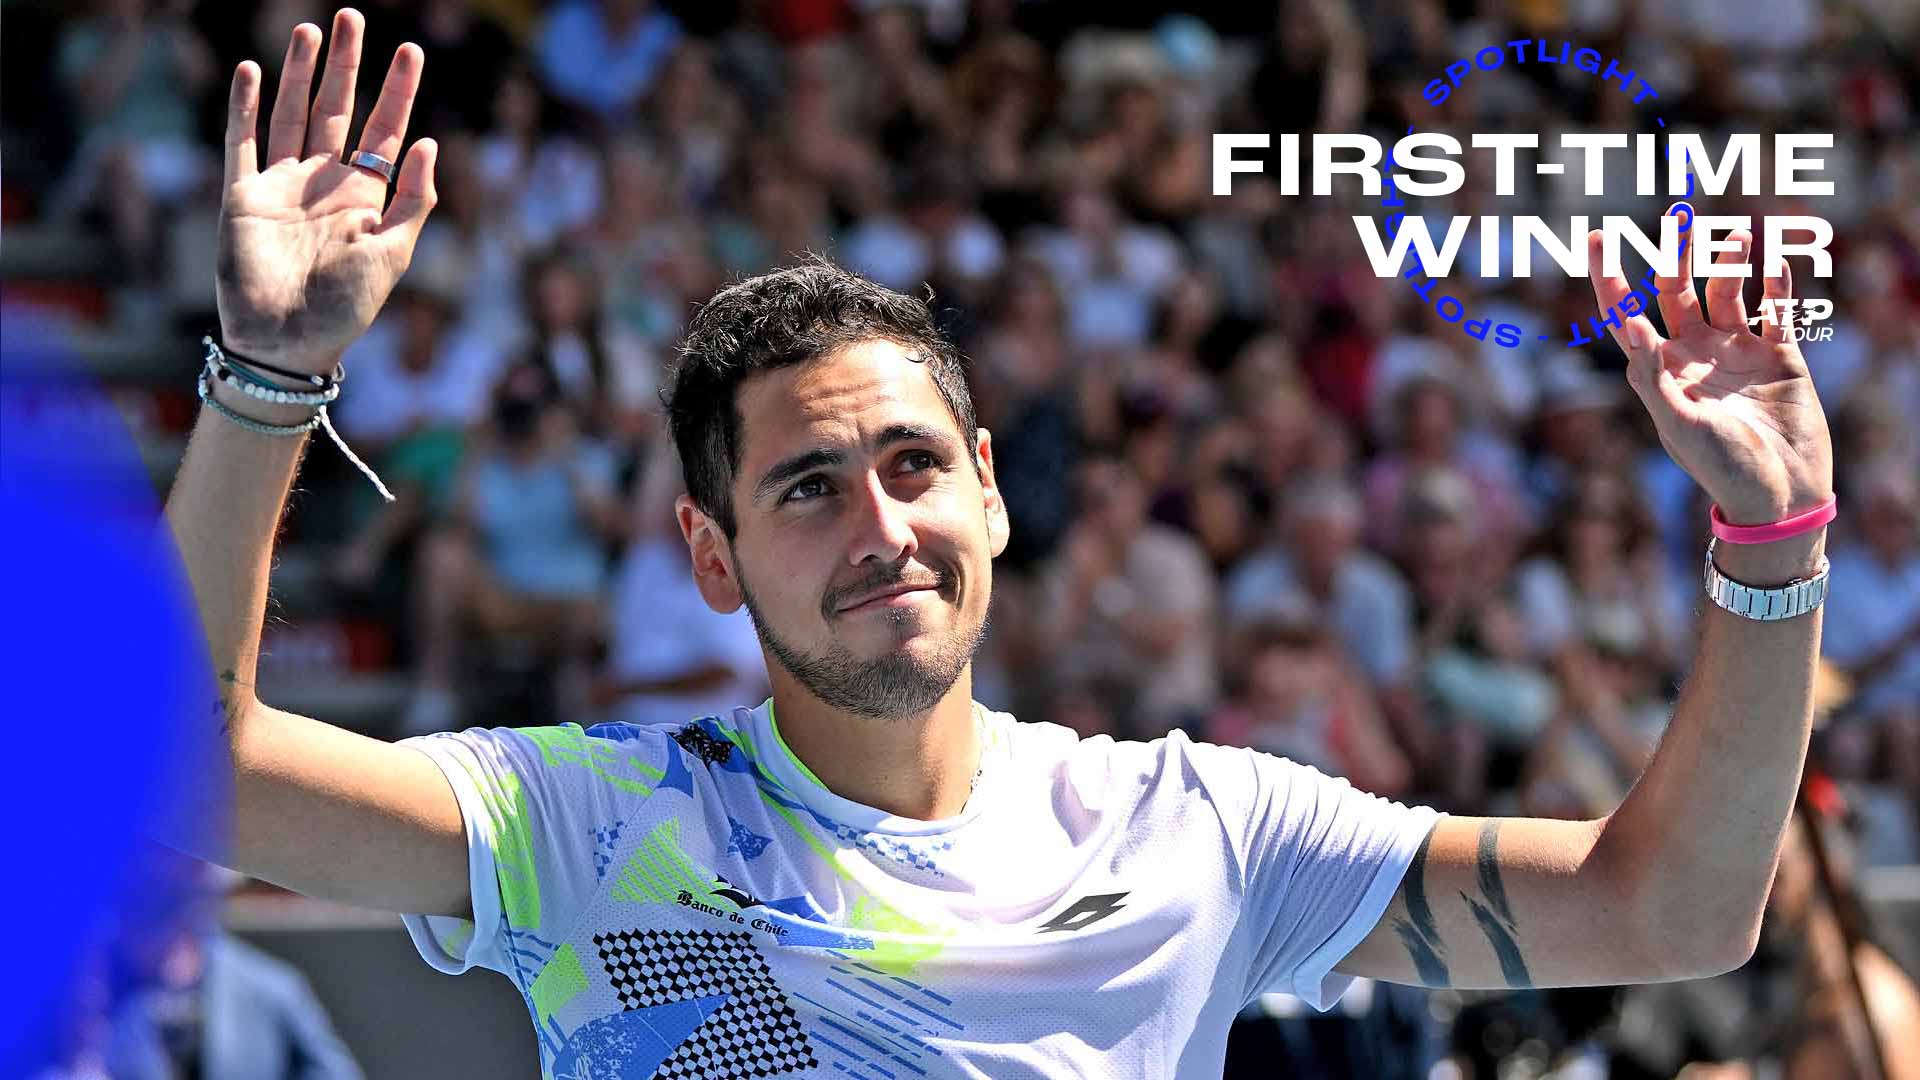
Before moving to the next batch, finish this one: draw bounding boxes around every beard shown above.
[736,560,989,722]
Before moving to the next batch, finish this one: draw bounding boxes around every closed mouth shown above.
[837,583,939,613]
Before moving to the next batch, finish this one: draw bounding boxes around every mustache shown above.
[824,562,951,616]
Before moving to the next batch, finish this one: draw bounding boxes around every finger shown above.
[223,61,261,184]
[375,138,439,251]
[304,8,365,160]
[1703,229,1752,333]
[265,22,323,165]
[1758,251,1793,344]
[1586,229,1662,356]
[355,42,424,165]
[1653,201,1704,334]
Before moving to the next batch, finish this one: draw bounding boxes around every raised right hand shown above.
[216,9,437,372]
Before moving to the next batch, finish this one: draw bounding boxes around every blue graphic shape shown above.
[583,721,645,742]
[726,816,772,860]
[551,994,729,1080]
[654,737,698,798]
[590,820,627,880]
[762,896,877,951]
[759,782,851,836]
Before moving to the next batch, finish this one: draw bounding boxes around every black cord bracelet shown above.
[202,335,345,389]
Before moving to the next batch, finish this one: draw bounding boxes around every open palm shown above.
[1587,227,1833,525]
[216,9,437,372]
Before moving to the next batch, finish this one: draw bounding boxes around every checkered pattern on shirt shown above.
[832,826,954,874]
[592,927,818,1079]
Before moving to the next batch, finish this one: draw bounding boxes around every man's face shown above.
[1290,504,1358,577]
[680,340,1009,720]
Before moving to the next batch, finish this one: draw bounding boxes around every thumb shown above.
[375,137,438,254]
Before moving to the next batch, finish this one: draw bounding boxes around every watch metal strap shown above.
[1702,538,1830,621]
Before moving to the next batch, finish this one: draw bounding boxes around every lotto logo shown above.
[1748,298,1835,342]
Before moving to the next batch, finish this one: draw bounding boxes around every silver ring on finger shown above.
[344,150,397,184]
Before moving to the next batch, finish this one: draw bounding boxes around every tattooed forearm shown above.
[1464,820,1532,987]
[1389,829,1450,985]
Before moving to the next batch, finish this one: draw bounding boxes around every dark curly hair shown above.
[662,258,978,539]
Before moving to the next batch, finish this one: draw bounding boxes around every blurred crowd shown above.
[5,0,1918,1075]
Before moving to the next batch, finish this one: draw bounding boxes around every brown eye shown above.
[784,476,830,503]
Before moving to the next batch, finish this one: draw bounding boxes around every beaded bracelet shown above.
[210,358,340,407]
[197,368,322,436]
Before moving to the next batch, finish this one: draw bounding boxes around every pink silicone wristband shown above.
[1709,494,1837,544]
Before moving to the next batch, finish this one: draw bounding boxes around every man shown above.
[103,848,364,1080]
[166,11,1837,1078]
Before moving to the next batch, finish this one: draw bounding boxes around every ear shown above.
[975,427,1011,558]
[677,494,745,613]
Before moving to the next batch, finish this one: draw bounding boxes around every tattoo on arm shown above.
[1390,821,1535,989]
[214,668,250,735]
[1389,829,1449,985]
[1462,820,1533,987]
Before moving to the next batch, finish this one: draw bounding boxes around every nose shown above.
[847,469,918,567]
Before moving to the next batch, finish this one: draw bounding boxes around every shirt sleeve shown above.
[397,724,643,982]
[1184,736,1441,1012]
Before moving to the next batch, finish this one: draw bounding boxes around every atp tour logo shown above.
[1749,298,1835,342]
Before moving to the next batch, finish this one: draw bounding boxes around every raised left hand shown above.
[1586,224,1834,525]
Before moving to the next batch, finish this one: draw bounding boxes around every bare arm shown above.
[162,10,465,918]
[1339,224,1834,989]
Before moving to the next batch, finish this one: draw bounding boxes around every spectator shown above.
[644,42,743,207]
[1363,374,1529,559]
[1033,181,1185,350]
[1231,377,1323,505]
[966,259,1081,569]
[518,247,662,452]
[593,448,768,728]
[578,138,707,346]
[709,143,832,277]
[534,0,683,129]
[1525,358,1634,520]
[328,259,507,594]
[1225,477,1425,771]
[1140,270,1230,423]
[1515,471,1691,680]
[842,163,1006,300]
[52,0,215,290]
[1207,617,1413,797]
[1034,455,1218,737]
[848,3,964,164]
[408,133,531,342]
[1396,466,1552,810]
[359,0,517,137]
[1821,461,1920,791]
[403,363,629,734]
[477,63,604,249]
[101,847,362,1080]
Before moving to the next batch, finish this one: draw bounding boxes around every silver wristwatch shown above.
[1702,538,1831,621]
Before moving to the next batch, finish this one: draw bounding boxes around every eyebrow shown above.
[752,423,958,504]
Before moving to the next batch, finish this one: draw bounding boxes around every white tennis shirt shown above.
[400,699,1440,1078]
